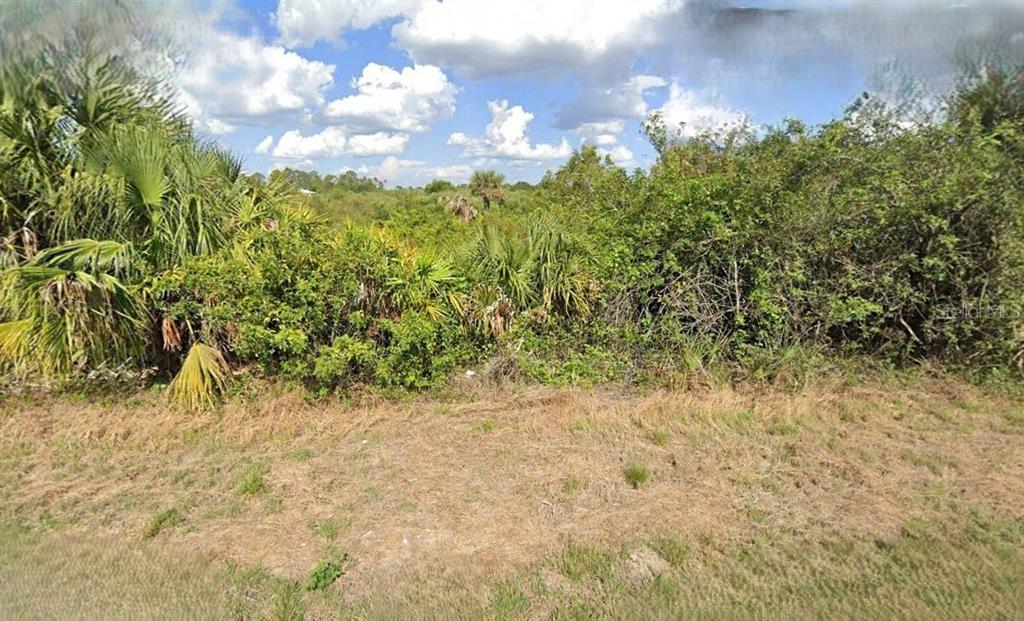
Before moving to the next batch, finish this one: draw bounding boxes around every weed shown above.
[237,464,267,496]
[306,554,346,591]
[648,429,670,446]
[624,463,651,489]
[143,508,184,538]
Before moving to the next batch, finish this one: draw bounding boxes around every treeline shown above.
[263,168,384,194]
[1,19,1022,405]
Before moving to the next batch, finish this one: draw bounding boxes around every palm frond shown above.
[168,342,229,410]
[33,238,133,273]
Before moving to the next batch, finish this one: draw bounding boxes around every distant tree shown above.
[468,170,507,209]
[511,181,534,190]
[246,172,266,185]
[949,62,1024,132]
[425,179,455,194]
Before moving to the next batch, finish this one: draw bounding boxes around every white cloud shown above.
[323,63,457,133]
[347,132,410,156]
[355,156,473,187]
[448,100,571,161]
[203,118,237,135]
[271,158,315,172]
[272,127,348,159]
[254,135,274,154]
[556,75,666,129]
[269,128,408,159]
[179,28,334,130]
[575,120,624,146]
[274,0,428,48]
[393,0,680,78]
[576,121,624,135]
[598,144,636,167]
[574,120,636,167]
[656,84,748,138]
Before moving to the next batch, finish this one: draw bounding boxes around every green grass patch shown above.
[556,542,615,583]
[648,429,670,446]
[624,463,651,489]
[311,516,350,541]
[649,535,689,568]
[306,554,346,591]
[143,508,184,539]
[236,464,268,496]
[489,579,530,618]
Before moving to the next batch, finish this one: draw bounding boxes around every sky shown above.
[165,0,1024,186]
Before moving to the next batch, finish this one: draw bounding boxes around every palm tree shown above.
[468,170,507,210]
[0,17,286,406]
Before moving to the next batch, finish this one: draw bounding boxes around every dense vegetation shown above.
[1,17,1023,407]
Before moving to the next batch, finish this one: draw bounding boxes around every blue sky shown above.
[172,0,1024,186]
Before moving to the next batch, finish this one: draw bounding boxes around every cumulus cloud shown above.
[448,100,571,161]
[273,0,428,48]
[392,0,679,78]
[254,135,274,154]
[598,144,636,167]
[178,27,334,132]
[656,84,748,137]
[323,63,458,133]
[346,132,410,156]
[355,156,473,187]
[574,120,636,166]
[268,128,408,159]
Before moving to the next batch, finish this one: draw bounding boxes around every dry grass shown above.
[1,375,1023,618]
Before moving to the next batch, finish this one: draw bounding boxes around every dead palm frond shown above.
[160,315,181,351]
[441,193,478,221]
[168,342,229,410]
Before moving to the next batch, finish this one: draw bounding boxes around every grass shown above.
[489,579,530,618]
[648,428,670,446]
[1,377,1023,618]
[624,463,651,489]
[142,507,184,538]
[649,535,689,569]
[556,542,616,582]
[236,464,267,496]
[563,473,584,495]
[311,516,351,541]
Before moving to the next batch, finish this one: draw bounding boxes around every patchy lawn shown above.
[2,376,1023,619]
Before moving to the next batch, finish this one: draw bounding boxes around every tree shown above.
[424,179,455,194]
[0,6,289,406]
[468,170,507,210]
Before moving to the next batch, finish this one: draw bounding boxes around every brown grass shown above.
[2,375,1023,617]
